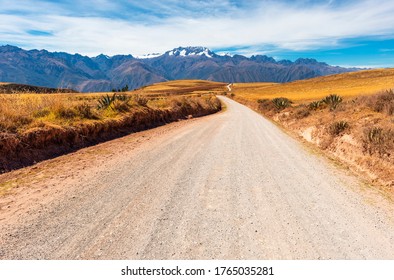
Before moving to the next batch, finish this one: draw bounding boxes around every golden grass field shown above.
[0,82,223,172]
[0,86,223,134]
[135,79,226,96]
[232,68,394,102]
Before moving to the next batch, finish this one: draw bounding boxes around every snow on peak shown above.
[166,47,215,58]
[135,52,162,59]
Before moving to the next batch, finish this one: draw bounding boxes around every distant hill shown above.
[0,82,77,93]
[0,45,359,92]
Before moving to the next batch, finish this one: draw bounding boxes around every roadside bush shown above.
[75,103,99,119]
[363,126,394,156]
[97,93,116,110]
[329,121,349,136]
[256,99,275,112]
[323,94,343,111]
[367,89,394,115]
[112,100,131,112]
[272,97,292,111]
[308,100,325,110]
[133,95,149,106]
[54,106,77,119]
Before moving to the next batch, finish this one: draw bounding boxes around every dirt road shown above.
[1,97,393,259]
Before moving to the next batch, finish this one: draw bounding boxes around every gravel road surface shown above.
[1,96,393,259]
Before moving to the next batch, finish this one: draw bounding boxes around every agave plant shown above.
[330,121,349,136]
[309,100,323,110]
[272,97,292,110]
[97,93,116,110]
[323,94,343,110]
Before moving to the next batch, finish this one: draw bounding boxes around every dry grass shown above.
[134,80,227,96]
[232,68,394,103]
[0,85,222,172]
[0,90,221,134]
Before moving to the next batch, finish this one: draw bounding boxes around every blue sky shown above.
[1,0,394,67]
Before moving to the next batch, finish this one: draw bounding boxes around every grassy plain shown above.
[232,68,394,102]
[0,81,225,134]
[0,81,223,172]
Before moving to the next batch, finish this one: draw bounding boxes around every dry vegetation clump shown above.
[329,121,350,136]
[362,126,394,157]
[364,89,394,116]
[257,99,276,112]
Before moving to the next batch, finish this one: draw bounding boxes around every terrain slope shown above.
[0,97,393,259]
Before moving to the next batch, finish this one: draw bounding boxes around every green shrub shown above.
[323,94,343,110]
[272,97,292,110]
[309,100,325,110]
[329,121,349,136]
[97,93,116,110]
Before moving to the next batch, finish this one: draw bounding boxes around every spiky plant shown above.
[272,97,292,110]
[97,93,116,110]
[323,94,343,110]
[309,100,323,110]
[330,121,349,136]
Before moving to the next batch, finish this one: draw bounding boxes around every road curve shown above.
[1,96,394,259]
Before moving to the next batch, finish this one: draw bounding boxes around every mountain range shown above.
[0,45,358,92]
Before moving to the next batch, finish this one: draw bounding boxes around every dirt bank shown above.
[233,92,393,193]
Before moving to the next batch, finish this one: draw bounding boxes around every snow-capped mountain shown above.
[135,53,162,59]
[165,47,217,58]
[0,45,358,92]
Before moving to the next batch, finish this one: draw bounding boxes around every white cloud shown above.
[0,0,394,56]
